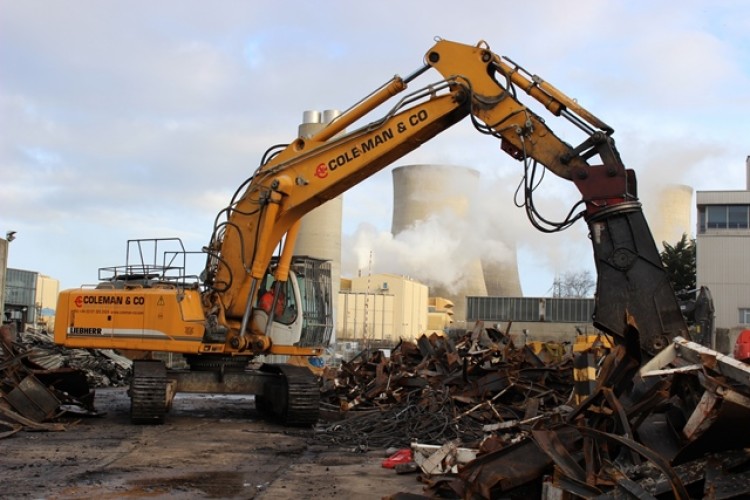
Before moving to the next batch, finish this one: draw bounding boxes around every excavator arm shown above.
[205,39,687,357]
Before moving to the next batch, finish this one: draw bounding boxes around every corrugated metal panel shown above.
[336,292,395,342]
[697,191,750,204]
[546,298,596,323]
[346,274,428,341]
[5,268,37,307]
[697,233,750,329]
[697,237,750,284]
[466,297,537,322]
[466,296,594,323]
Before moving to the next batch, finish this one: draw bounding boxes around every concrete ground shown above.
[1,387,426,499]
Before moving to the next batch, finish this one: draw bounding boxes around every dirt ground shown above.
[2,387,427,499]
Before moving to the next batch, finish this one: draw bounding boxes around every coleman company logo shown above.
[74,295,128,307]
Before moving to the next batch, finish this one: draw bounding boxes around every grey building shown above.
[466,296,596,346]
[3,268,38,330]
[696,158,750,332]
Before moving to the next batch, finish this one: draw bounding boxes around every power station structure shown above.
[482,251,523,297]
[293,110,344,338]
[391,164,522,322]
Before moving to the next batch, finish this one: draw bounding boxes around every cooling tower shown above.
[293,110,343,335]
[647,184,693,248]
[392,164,489,321]
[392,164,479,234]
[482,247,523,297]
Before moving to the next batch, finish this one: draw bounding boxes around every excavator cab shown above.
[252,256,334,350]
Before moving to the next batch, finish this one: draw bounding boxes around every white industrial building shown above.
[338,273,428,344]
[696,160,750,335]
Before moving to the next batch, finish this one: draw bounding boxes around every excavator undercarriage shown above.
[129,357,320,426]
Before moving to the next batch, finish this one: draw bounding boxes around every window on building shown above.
[707,205,727,229]
[728,205,749,229]
[741,308,750,325]
[698,204,750,232]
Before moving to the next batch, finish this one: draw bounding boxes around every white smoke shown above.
[347,209,515,294]
[341,168,589,296]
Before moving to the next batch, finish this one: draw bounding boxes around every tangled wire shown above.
[314,389,486,449]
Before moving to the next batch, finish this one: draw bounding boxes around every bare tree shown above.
[551,270,595,298]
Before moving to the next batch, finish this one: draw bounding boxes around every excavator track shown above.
[129,360,168,424]
[255,364,320,427]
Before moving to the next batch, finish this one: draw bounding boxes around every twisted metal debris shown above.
[315,323,573,449]
[15,328,132,387]
[317,321,750,499]
[317,389,486,449]
[1,326,132,436]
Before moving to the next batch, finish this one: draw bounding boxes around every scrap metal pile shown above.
[318,322,750,499]
[8,328,132,387]
[317,324,573,451]
[0,326,131,437]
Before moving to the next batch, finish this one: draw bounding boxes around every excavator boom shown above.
[203,38,686,356]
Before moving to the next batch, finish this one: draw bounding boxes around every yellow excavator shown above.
[55,39,688,425]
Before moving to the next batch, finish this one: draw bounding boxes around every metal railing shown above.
[98,238,202,287]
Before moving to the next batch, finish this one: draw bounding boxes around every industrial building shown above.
[466,296,596,345]
[1,233,60,332]
[337,273,428,344]
[696,157,750,339]
[2,268,60,332]
[427,297,454,334]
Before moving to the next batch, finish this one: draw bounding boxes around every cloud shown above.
[1,1,748,296]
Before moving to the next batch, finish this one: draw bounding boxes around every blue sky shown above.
[2,0,749,297]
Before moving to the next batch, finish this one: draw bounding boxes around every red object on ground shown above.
[733,329,750,362]
[382,449,412,469]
